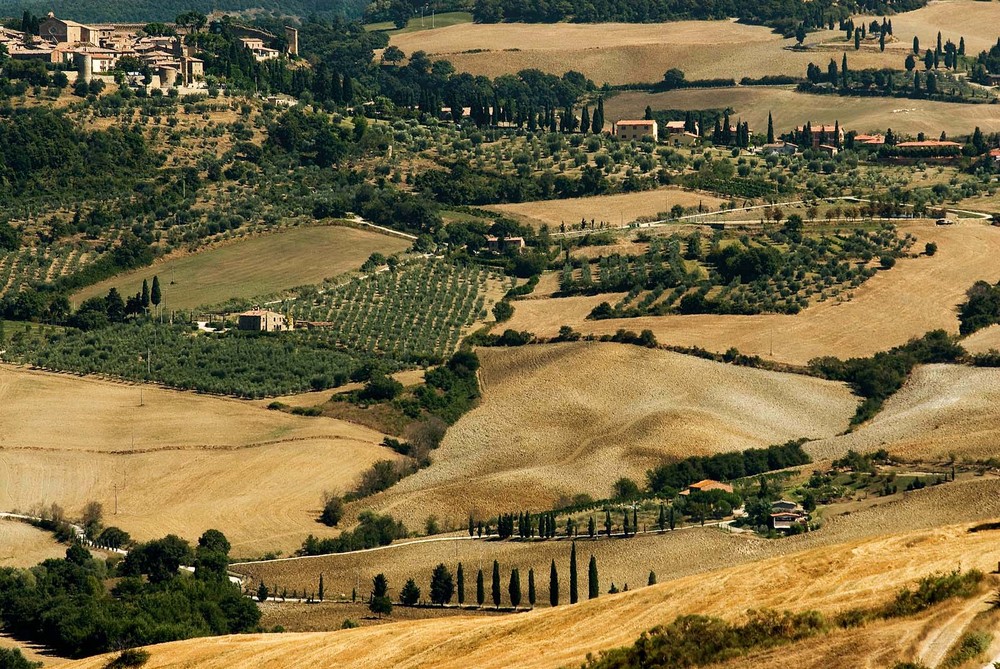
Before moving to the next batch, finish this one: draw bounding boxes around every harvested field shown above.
[389,21,901,85]
[68,483,1000,669]
[806,363,1000,462]
[258,370,427,409]
[73,224,410,311]
[856,0,1000,56]
[332,342,855,528]
[506,221,1000,365]
[238,476,1000,610]
[603,88,1000,136]
[962,325,1000,355]
[0,366,395,554]
[487,188,725,230]
[0,520,65,568]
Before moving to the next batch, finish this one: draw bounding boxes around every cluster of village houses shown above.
[608,118,1000,159]
[680,479,810,531]
[0,13,297,90]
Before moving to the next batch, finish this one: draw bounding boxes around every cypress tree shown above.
[141,279,150,309]
[588,516,596,538]
[549,559,559,606]
[581,106,590,134]
[592,97,604,134]
[879,30,885,52]
[491,560,501,609]
[669,506,676,530]
[658,504,666,532]
[318,574,324,602]
[854,31,860,50]
[342,74,354,103]
[936,31,942,55]
[468,516,474,536]
[588,555,599,599]
[632,506,638,534]
[151,276,161,307]
[570,542,579,604]
[509,568,521,610]
[477,568,485,607]
[766,112,774,144]
[604,509,612,537]
[457,563,465,605]
[841,53,849,88]
[959,36,965,56]
[913,35,919,54]
[644,105,653,120]
[648,571,657,586]
[623,510,630,537]
[528,568,536,607]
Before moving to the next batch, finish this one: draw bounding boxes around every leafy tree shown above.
[430,563,454,605]
[550,560,559,606]
[320,494,344,526]
[400,578,421,605]
[257,582,269,603]
[0,648,41,669]
[120,535,192,584]
[588,555,599,599]
[371,573,392,618]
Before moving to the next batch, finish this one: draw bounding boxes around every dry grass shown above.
[326,342,855,529]
[0,520,65,568]
[487,188,726,230]
[73,224,410,311]
[259,370,427,409]
[806,363,1000,462]
[856,0,1000,56]
[506,221,1000,365]
[0,365,396,554]
[389,21,902,85]
[603,87,1000,136]
[962,325,1000,355]
[64,480,1000,669]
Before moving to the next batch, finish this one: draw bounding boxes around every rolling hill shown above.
[343,341,857,529]
[0,0,364,23]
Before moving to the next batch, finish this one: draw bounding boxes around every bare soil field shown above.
[487,188,725,230]
[0,366,396,554]
[0,520,65,568]
[389,21,900,85]
[67,484,1000,669]
[73,224,410,311]
[806,363,1000,462]
[604,87,1000,136]
[506,221,1000,365]
[327,342,856,529]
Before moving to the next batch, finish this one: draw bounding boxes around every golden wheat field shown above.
[66,489,1000,669]
[962,324,1000,354]
[388,21,903,85]
[506,221,1000,365]
[326,342,856,529]
[0,366,397,554]
[73,224,410,311]
[487,188,726,230]
[856,0,1000,56]
[0,520,66,568]
[603,87,1000,136]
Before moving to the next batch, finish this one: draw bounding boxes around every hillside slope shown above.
[506,222,1000,365]
[0,366,396,554]
[350,342,856,528]
[807,363,1000,462]
[0,0,363,23]
[66,490,1000,669]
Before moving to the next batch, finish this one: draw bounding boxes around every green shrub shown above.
[104,649,151,669]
